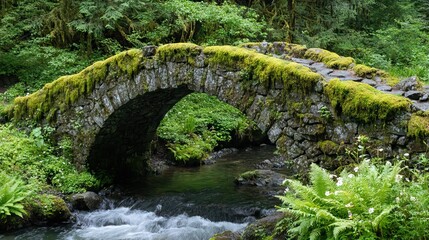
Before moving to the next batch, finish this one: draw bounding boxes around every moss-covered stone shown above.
[318,140,339,155]
[9,49,143,121]
[304,48,355,69]
[408,112,429,138]
[0,194,71,231]
[204,46,322,93]
[325,79,411,123]
[156,43,202,64]
[286,44,307,57]
[353,64,378,77]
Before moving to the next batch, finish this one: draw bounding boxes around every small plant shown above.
[0,172,32,219]
[318,106,332,120]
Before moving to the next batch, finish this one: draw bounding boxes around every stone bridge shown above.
[5,42,429,178]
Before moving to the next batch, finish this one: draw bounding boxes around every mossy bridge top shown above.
[4,42,429,178]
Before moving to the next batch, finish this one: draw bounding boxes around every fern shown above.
[277,159,429,239]
[0,172,31,219]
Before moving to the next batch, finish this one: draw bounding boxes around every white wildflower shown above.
[348,210,353,219]
[378,148,384,152]
[325,191,331,196]
[410,196,416,201]
[348,174,354,178]
[284,187,290,193]
[368,208,375,214]
[345,202,354,208]
[329,174,337,179]
[336,177,343,186]
[404,153,410,157]
[386,161,392,167]
[353,167,359,172]
[395,174,403,183]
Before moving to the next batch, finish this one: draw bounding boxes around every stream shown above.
[1,145,285,240]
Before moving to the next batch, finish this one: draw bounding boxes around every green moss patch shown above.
[318,140,339,155]
[408,112,429,138]
[204,46,322,93]
[353,64,378,77]
[156,43,202,64]
[304,48,355,69]
[325,79,411,123]
[9,49,143,121]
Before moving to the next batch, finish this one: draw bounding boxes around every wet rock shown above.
[242,212,290,240]
[420,93,429,102]
[204,148,239,164]
[377,85,392,91]
[235,170,286,187]
[210,231,241,240]
[71,191,102,211]
[394,76,420,91]
[404,91,423,100]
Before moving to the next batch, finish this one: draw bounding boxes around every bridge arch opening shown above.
[87,88,266,182]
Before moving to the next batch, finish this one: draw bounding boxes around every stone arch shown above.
[7,42,428,180]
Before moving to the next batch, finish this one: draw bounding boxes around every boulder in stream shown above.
[71,191,102,211]
[235,170,286,187]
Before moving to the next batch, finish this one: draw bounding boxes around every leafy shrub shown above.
[277,160,429,239]
[0,124,99,194]
[0,172,31,219]
[157,93,253,164]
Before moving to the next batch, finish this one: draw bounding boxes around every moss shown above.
[156,43,202,64]
[318,140,339,155]
[286,44,308,57]
[325,79,411,123]
[28,194,71,221]
[239,170,258,180]
[9,49,143,121]
[353,64,378,77]
[408,112,429,138]
[377,70,401,86]
[204,46,322,93]
[304,48,355,70]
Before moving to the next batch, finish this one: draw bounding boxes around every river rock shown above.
[235,170,286,187]
[242,212,290,240]
[71,191,102,211]
[404,90,423,100]
[210,231,241,240]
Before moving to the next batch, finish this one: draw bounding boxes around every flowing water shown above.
[1,145,286,240]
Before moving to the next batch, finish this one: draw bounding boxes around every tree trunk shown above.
[287,0,296,43]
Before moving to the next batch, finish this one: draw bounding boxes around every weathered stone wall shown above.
[7,43,428,178]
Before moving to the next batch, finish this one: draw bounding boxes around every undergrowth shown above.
[157,93,254,164]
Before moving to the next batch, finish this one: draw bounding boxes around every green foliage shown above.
[0,172,31,219]
[157,93,253,164]
[0,124,99,194]
[159,0,266,45]
[325,79,411,123]
[277,160,429,239]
